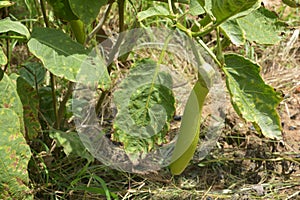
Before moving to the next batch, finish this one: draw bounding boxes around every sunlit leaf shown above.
[0,108,32,200]
[237,7,283,44]
[0,17,30,38]
[0,47,7,66]
[220,19,245,46]
[224,54,282,139]
[113,59,175,159]
[28,27,109,82]
[137,5,172,21]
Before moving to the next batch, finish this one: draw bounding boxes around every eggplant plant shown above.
[0,0,294,197]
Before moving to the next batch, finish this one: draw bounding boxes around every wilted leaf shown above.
[17,77,41,139]
[224,54,282,139]
[0,17,30,38]
[236,7,282,44]
[69,0,108,25]
[49,131,94,162]
[0,108,32,200]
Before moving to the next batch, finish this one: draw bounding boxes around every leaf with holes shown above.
[0,108,32,199]
[113,59,176,159]
[224,53,282,139]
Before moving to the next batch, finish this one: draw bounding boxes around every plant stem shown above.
[55,81,74,129]
[40,0,49,27]
[40,0,59,128]
[95,0,126,115]
[0,35,27,40]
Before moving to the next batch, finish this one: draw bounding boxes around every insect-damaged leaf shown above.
[224,54,282,139]
[0,108,32,200]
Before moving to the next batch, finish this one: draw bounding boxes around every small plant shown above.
[0,0,298,198]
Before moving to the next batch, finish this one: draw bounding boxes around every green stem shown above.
[0,35,27,40]
[95,0,126,115]
[40,0,59,128]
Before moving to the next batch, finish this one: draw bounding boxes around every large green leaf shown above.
[28,27,108,82]
[0,73,24,133]
[69,0,108,25]
[0,17,30,38]
[170,81,209,175]
[236,7,282,44]
[137,5,173,21]
[17,77,41,140]
[211,0,260,23]
[220,19,245,46]
[0,108,32,200]
[49,131,94,162]
[224,54,282,139]
[113,59,176,158]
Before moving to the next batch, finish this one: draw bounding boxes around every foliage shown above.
[0,0,295,198]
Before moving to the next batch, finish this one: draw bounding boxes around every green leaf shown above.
[39,86,56,125]
[137,5,172,21]
[211,0,260,23]
[236,7,282,44]
[49,131,94,162]
[0,108,32,200]
[19,62,46,87]
[170,81,209,175]
[0,73,25,134]
[220,19,245,46]
[69,0,108,25]
[282,0,300,7]
[224,54,282,139]
[17,77,41,139]
[0,1,15,9]
[46,0,78,21]
[0,17,30,38]
[113,59,176,158]
[0,47,8,66]
[28,27,108,82]
[189,0,205,16]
